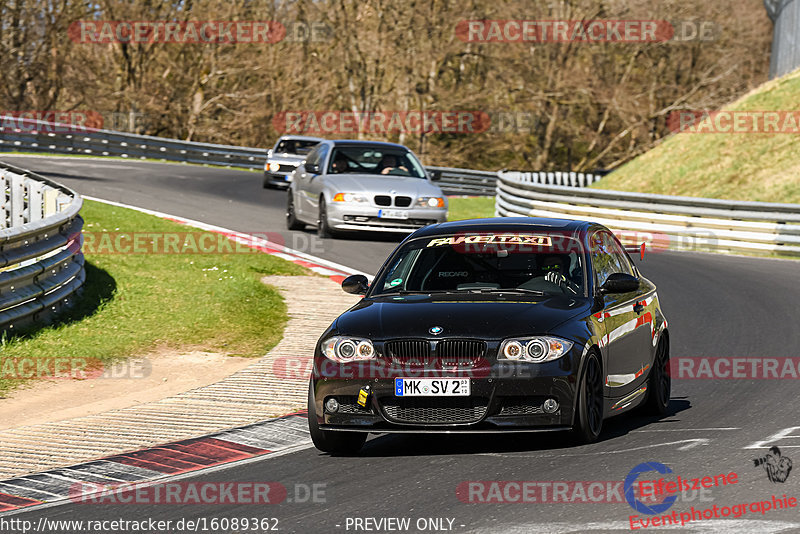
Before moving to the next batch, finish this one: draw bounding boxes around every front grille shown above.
[437,340,486,365]
[385,339,430,366]
[374,195,391,206]
[394,196,412,207]
[498,397,546,416]
[277,164,296,172]
[384,339,486,367]
[380,397,489,424]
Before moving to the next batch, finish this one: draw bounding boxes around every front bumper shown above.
[325,203,447,232]
[264,171,293,187]
[311,359,578,432]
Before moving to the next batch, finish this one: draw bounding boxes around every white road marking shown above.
[631,428,740,432]
[476,439,712,459]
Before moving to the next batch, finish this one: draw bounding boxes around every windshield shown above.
[327,146,426,178]
[274,139,319,155]
[371,233,586,297]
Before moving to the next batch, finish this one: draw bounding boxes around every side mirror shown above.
[429,170,442,181]
[600,273,640,294]
[342,274,369,295]
[306,163,320,174]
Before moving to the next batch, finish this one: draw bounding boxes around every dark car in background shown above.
[308,217,671,454]
[263,135,324,188]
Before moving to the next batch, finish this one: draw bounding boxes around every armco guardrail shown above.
[0,115,605,196]
[426,166,498,196]
[0,115,268,170]
[0,161,84,332]
[496,170,800,256]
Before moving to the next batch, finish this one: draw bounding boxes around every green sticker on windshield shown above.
[390,278,403,287]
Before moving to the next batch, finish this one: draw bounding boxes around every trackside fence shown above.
[496,170,800,256]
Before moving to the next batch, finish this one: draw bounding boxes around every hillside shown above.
[597,69,800,203]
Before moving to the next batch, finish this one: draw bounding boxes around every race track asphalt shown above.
[4,155,800,533]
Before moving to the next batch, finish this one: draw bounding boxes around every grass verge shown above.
[597,69,800,203]
[447,196,495,221]
[0,199,305,396]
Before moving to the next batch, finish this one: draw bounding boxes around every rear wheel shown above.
[308,383,367,455]
[286,192,304,230]
[572,351,603,444]
[643,336,671,415]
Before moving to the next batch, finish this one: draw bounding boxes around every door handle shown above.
[633,302,645,314]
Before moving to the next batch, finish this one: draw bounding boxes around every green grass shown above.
[0,151,260,173]
[0,199,304,396]
[447,196,495,220]
[597,69,800,203]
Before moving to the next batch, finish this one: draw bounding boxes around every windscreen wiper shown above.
[463,287,546,295]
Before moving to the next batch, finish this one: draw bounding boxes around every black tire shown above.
[286,192,304,230]
[263,176,274,189]
[643,336,671,415]
[308,383,367,455]
[572,351,604,444]
[317,197,335,238]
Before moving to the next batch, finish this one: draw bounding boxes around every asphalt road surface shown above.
[4,155,800,533]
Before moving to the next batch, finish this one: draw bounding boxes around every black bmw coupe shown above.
[308,217,670,454]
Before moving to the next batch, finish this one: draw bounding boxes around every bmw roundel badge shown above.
[429,326,443,335]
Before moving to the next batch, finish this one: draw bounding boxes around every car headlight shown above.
[333,192,368,203]
[322,336,376,362]
[268,162,283,172]
[498,336,573,363]
[417,196,445,208]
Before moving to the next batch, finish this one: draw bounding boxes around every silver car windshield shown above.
[327,146,426,178]
[274,139,319,155]
[372,234,587,297]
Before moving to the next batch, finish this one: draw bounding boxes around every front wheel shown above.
[317,197,336,238]
[572,351,604,444]
[643,336,671,415]
[286,192,304,230]
[308,383,367,455]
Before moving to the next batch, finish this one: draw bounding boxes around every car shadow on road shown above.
[354,399,692,457]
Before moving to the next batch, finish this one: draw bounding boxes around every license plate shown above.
[378,209,409,220]
[394,378,470,397]
[283,174,290,180]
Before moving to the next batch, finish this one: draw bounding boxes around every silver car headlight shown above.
[322,336,376,362]
[498,336,574,363]
[417,196,445,208]
[333,192,368,203]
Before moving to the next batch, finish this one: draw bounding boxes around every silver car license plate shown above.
[378,209,409,220]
